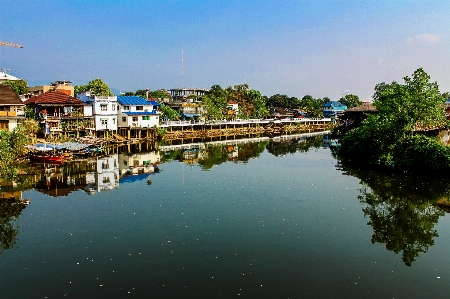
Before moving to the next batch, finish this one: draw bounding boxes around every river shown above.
[1,133,449,298]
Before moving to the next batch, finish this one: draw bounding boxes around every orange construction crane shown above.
[0,41,23,48]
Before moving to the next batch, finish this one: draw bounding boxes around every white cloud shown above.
[406,34,441,45]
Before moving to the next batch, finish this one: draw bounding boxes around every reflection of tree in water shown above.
[0,195,29,255]
[265,135,323,156]
[198,141,268,170]
[343,164,448,266]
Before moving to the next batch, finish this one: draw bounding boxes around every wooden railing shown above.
[0,111,17,117]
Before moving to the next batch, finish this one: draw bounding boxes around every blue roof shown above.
[120,173,148,184]
[117,96,161,106]
[323,101,347,109]
[124,111,159,115]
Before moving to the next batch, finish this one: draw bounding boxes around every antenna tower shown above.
[181,49,184,89]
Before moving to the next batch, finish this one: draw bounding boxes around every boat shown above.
[29,153,64,164]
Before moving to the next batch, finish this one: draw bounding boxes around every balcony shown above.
[0,111,20,117]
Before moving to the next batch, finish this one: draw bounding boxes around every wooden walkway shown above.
[160,118,331,128]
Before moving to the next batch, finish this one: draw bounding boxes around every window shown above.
[112,105,116,111]
[100,104,108,111]
[132,116,138,122]
[123,106,130,111]
[101,118,108,125]
[122,117,126,122]
[136,106,143,111]
[113,118,116,124]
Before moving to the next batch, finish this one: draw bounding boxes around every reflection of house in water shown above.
[227,145,239,159]
[84,155,119,194]
[119,151,161,177]
[0,190,27,202]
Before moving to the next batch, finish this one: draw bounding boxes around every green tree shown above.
[1,80,28,95]
[299,95,324,118]
[339,94,361,109]
[201,95,225,121]
[338,68,450,172]
[75,78,111,96]
[247,89,269,118]
[158,103,179,121]
[0,127,27,180]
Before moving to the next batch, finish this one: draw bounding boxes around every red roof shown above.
[24,91,85,106]
[228,100,237,104]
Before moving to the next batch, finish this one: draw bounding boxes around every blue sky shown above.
[1,0,449,100]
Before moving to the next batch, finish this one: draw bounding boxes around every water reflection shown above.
[0,191,29,255]
[339,164,449,266]
[4,133,450,267]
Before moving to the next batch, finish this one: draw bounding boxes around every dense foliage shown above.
[0,80,28,95]
[200,84,269,120]
[158,103,179,121]
[74,78,112,96]
[0,127,28,180]
[337,68,450,173]
[339,94,361,109]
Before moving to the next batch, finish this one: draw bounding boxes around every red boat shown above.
[29,153,64,164]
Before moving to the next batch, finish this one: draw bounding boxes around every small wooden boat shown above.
[29,153,64,164]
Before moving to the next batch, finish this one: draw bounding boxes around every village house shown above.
[114,96,160,140]
[323,101,347,118]
[28,80,75,97]
[116,96,160,128]
[77,91,118,138]
[227,100,239,118]
[23,90,92,138]
[0,85,25,131]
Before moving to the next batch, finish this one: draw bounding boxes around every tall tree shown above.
[339,94,361,109]
[299,95,323,118]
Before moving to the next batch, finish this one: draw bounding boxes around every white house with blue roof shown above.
[117,96,160,128]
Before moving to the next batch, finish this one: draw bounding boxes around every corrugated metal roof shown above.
[24,91,85,106]
[117,96,160,106]
[124,111,159,115]
[323,101,346,108]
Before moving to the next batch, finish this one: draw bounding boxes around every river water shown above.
[1,134,449,298]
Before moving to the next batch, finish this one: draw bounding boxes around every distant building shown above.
[168,88,207,102]
[0,85,25,131]
[167,101,202,120]
[323,101,347,118]
[227,100,239,117]
[29,80,75,97]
